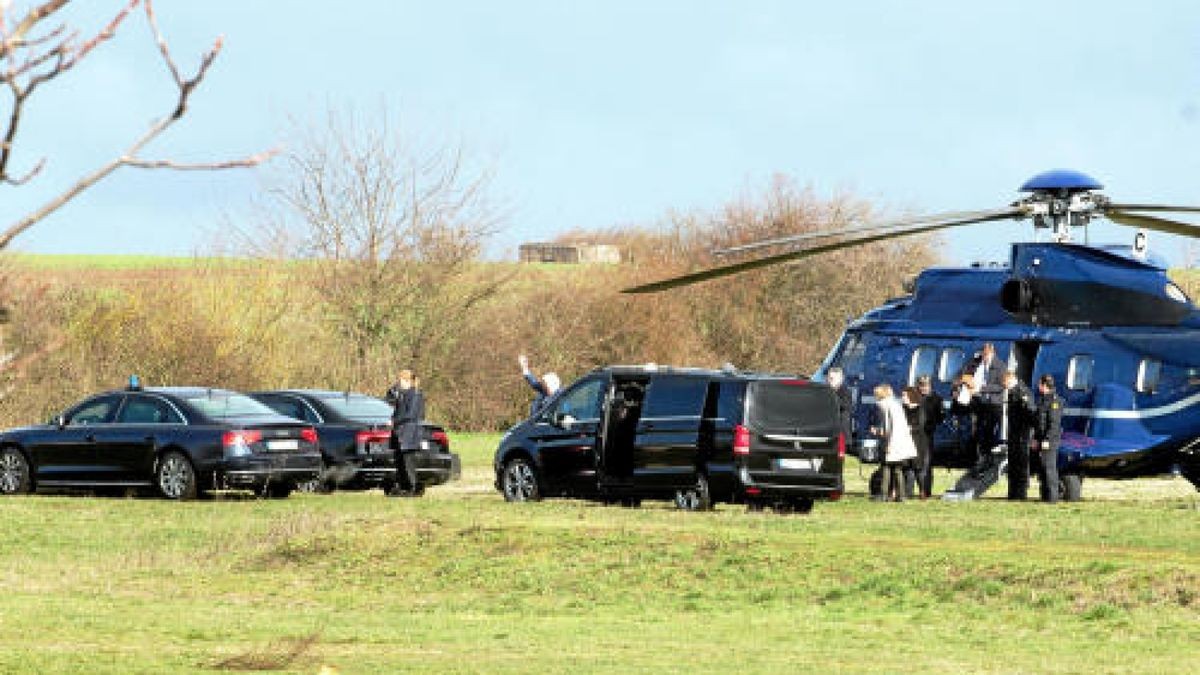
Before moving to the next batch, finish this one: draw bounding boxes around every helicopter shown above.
[624,169,1200,500]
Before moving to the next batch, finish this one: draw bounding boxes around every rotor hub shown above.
[1014,170,1108,242]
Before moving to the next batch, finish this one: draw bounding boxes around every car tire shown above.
[0,447,33,495]
[1061,473,1083,502]
[261,482,295,499]
[674,473,713,511]
[156,451,198,501]
[501,456,542,502]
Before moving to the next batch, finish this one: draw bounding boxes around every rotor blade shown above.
[1105,203,1200,214]
[622,207,1023,294]
[713,207,1015,258]
[1105,210,1200,238]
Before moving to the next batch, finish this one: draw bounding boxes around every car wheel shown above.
[1061,474,1083,502]
[0,448,32,495]
[501,457,542,502]
[156,451,198,501]
[674,473,713,511]
[261,482,295,499]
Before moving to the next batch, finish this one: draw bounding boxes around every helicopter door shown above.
[1011,341,1041,385]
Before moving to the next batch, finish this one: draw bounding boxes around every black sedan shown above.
[248,389,460,494]
[0,386,321,500]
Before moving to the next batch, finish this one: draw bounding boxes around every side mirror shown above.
[53,415,66,429]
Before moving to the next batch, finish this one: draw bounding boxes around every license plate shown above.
[368,442,389,454]
[267,439,299,451]
[778,458,814,471]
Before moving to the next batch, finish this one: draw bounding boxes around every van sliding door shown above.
[632,376,707,489]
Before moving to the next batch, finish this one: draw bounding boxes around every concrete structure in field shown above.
[518,242,622,264]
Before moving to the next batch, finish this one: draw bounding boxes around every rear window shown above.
[321,395,393,421]
[747,381,838,433]
[184,393,279,420]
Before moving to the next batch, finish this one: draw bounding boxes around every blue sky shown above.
[6,0,1200,264]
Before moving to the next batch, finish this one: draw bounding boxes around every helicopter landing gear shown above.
[1060,473,1083,502]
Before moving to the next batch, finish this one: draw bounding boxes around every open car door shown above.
[630,375,708,490]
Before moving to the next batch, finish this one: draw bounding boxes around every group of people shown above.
[393,346,1065,503]
[831,342,1065,503]
[951,343,1065,502]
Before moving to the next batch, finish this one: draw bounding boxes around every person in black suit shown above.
[1001,371,1035,500]
[518,354,561,416]
[827,367,854,441]
[969,343,1007,460]
[916,375,943,498]
[1032,374,1065,503]
[386,369,426,497]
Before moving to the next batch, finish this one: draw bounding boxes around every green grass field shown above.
[1,434,1197,673]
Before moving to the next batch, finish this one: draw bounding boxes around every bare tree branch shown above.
[123,148,280,171]
[0,0,275,250]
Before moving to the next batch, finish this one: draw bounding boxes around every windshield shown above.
[321,394,393,421]
[747,381,839,433]
[183,393,280,420]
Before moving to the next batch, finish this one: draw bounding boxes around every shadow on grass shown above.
[210,631,321,671]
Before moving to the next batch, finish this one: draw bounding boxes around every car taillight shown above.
[733,424,750,456]
[837,432,846,459]
[301,427,319,444]
[431,430,450,450]
[355,430,391,452]
[223,430,263,448]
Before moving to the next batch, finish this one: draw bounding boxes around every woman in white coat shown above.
[871,383,919,502]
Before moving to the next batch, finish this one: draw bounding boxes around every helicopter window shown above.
[938,348,966,383]
[1067,355,1094,391]
[1136,359,1162,394]
[834,333,867,377]
[908,347,939,385]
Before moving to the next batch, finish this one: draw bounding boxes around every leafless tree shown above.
[0,0,274,383]
[0,0,275,250]
[255,108,508,385]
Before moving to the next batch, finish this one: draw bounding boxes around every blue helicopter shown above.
[625,169,1200,499]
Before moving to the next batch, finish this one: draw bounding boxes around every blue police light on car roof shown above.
[127,374,142,391]
[1019,169,1104,192]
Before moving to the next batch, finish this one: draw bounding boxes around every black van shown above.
[493,365,844,511]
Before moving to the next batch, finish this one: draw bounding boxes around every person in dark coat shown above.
[1032,374,1065,503]
[969,343,1007,459]
[386,369,426,496]
[518,354,561,416]
[901,386,928,499]
[827,367,854,441]
[1001,371,1036,501]
[916,375,943,498]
